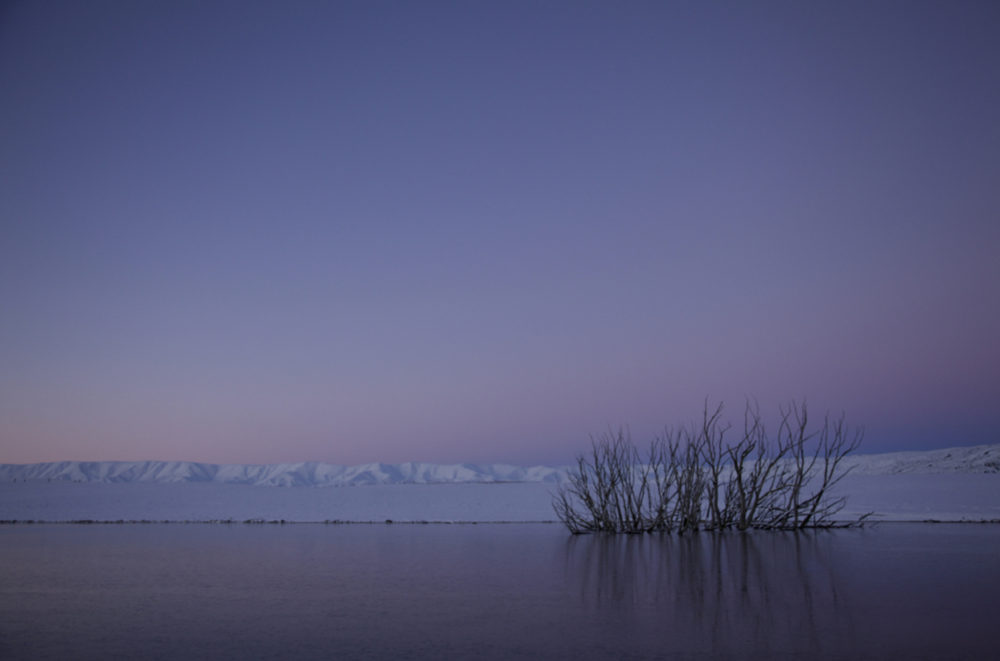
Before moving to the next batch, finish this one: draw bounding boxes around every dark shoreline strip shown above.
[2,519,999,526]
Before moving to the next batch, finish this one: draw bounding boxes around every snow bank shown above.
[0,482,559,523]
[0,472,996,525]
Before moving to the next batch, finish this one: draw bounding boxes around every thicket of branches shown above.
[553,400,871,534]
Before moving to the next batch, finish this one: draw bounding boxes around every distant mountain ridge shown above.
[0,460,569,487]
[1,443,997,487]
[839,443,999,475]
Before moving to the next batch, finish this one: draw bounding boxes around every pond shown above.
[2,523,998,659]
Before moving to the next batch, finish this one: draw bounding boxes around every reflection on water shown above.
[2,524,999,660]
[564,531,854,658]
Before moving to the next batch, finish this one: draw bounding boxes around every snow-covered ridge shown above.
[0,460,570,487]
[1,443,997,487]
[839,443,1000,475]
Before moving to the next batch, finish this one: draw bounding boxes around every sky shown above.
[1,0,998,466]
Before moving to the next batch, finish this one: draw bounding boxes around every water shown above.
[2,523,998,660]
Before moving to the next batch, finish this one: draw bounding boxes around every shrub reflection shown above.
[564,531,854,656]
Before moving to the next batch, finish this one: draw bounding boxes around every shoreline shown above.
[3,518,999,526]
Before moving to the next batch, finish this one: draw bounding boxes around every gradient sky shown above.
[1,0,998,465]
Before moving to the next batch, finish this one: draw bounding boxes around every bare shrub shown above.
[553,399,871,534]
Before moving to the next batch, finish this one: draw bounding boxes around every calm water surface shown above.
[2,523,998,660]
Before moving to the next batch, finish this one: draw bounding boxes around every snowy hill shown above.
[840,444,1000,475]
[1,443,997,487]
[0,444,997,524]
[0,459,569,487]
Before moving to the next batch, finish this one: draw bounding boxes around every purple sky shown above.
[1,0,998,466]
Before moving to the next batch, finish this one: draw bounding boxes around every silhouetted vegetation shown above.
[553,400,871,534]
